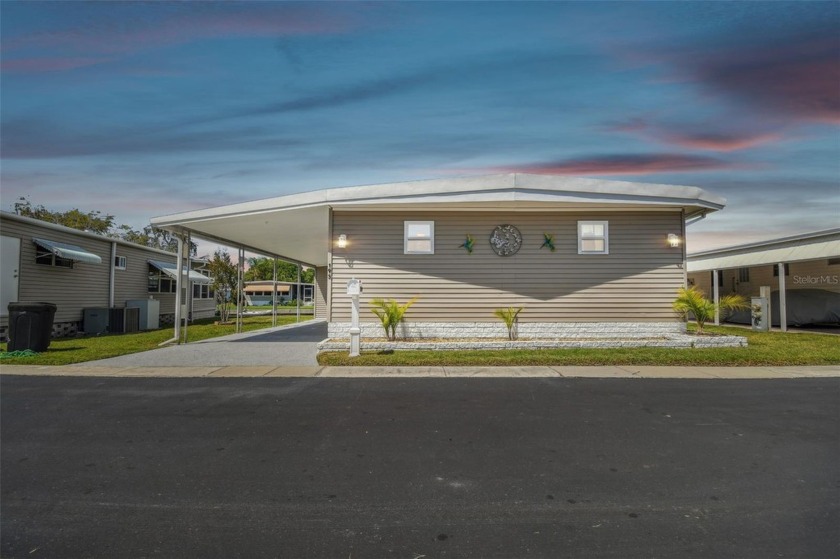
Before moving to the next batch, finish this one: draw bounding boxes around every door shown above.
[1,235,21,316]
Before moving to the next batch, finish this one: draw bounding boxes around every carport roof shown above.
[687,228,840,272]
[151,174,726,267]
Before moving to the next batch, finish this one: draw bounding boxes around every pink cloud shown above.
[2,4,362,73]
[607,119,784,152]
[485,154,739,176]
[1,57,111,73]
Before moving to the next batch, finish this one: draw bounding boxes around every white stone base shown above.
[327,321,686,339]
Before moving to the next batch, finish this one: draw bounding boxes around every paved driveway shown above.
[86,320,327,367]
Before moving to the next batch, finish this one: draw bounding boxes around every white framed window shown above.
[114,255,127,270]
[578,221,609,254]
[404,221,434,254]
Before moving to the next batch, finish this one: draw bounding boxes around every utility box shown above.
[83,307,110,335]
[109,307,140,334]
[751,297,769,331]
[126,298,160,330]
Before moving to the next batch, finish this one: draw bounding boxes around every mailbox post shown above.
[346,278,363,357]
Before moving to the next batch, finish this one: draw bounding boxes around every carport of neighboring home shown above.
[150,174,725,339]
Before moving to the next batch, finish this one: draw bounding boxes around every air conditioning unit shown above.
[83,308,110,335]
[109,307,140,334]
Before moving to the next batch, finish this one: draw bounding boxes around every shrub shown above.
[673,286,748,334]
[494,307,523,340]
[370,297,418,341]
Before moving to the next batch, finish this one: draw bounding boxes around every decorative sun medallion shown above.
[489,224,523,256]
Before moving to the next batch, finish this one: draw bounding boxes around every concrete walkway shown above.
[84,320,327,367]
[2,364,838,378]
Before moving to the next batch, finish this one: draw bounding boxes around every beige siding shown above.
[0,217,112,325]
[689,259,840,297]
[331,211,684,323]
[113,244,176,314]
[315,266,328,320]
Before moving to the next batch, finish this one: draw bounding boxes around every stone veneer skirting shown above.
[321,321,747,351]
[328,321,687,339]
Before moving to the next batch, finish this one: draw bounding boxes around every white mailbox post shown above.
[346,278,363,357]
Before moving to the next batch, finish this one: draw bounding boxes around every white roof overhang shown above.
[152,174,726,267]
[687,229,840,272]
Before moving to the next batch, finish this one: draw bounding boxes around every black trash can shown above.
[7,302,58,352]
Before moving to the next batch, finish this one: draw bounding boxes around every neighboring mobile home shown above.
[244,281,315,306]
[150,174,725,339]
[0,211,215,340]
[687,229,840,329]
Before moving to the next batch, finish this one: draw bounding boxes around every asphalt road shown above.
[2,376,838,558]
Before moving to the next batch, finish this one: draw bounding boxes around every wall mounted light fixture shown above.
[667,234,681,248]
[337,234,347,249]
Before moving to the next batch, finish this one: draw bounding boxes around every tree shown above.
[672,286,749,334]
[244,257,315,283]
[13,197,196,255]
[14,197,114,235]
[206,249,238,323]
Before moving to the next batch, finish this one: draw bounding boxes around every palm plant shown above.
[494,307,523,340]
[673,286,748,334]
[370,297,418,341]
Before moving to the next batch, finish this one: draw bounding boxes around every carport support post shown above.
[296,263,301,323]
[713,269,720,326]
[778,263,787,332]
[272,258,277,328]
[173,235,184,343]
[236,247,244,334]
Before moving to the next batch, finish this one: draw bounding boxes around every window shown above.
[35,246,74,268]
[578,221,609,254]
[148,265,177,293]
[738,268,750,283]
[193,283,214,299]
[114,255,127,270]
[773,264,790,277]
[404,221,434,254]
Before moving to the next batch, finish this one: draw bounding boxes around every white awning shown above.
[148,260,212,284]
[33,238,102,264]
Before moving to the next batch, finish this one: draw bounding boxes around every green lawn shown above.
[0,315,313,366]
[317,325,840,367]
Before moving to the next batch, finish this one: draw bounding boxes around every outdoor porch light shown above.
[667,234,682,248]
[337,234,347,249]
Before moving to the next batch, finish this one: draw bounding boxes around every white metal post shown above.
[174,235,183,343]
[713,269,720,326]
[350,292,360,357]
[183,232,190,344]
[778,263,787,332]
[296,262,301,323]
[272,258,277,328]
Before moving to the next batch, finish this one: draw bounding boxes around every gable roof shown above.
[151,174,726,266]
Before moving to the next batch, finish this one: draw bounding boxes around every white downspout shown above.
[109,241,116,307]
[778,263,787,332]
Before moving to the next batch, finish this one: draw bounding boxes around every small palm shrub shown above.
[673,286,748,334]
[370,297,418,341]
[494,307,523,340]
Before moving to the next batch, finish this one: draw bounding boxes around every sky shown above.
[1,1,838,254]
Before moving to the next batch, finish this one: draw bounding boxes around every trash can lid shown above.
[7,302,58,312]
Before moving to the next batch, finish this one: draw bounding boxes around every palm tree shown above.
[370,297,418,341]
[494,307,523,340]
[673,286,748,334]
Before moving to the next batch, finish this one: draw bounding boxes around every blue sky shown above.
[1,1,838,252]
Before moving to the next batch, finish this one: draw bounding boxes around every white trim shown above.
[404,220,435,255]
[114,255,127,270]
[577,221,609,255]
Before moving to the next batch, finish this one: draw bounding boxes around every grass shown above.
[0,315,313,366]
[317,325,840,367]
